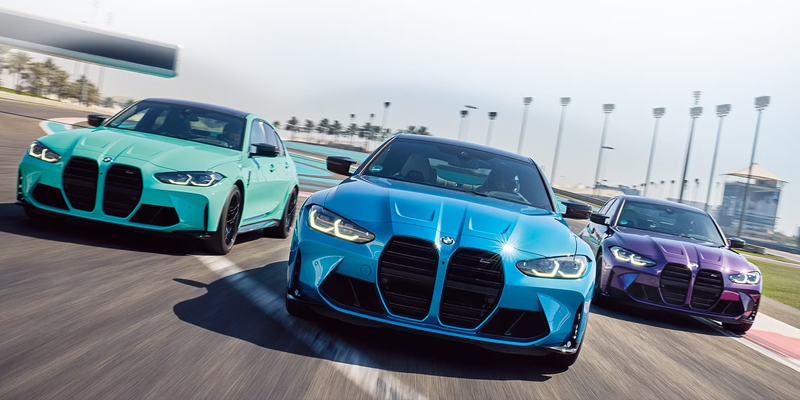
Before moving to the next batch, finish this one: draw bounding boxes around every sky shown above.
[2,0,800,234]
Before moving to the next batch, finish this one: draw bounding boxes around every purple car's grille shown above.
[690,269,724,310]
[660,264,691,305]
[377,237,439,319]
[102,165,143,218]
[439,249,504,329]
[62,157,99,211]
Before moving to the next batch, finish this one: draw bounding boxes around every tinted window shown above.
[250,120,267,145]
[362,139,553,210]
[617,201,725,246]
[105,100,245,150]
[598,198,616,215]
[606,198,622,220]
[262,122,284,155]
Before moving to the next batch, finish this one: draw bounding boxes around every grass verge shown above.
[749,259,800,310]
[0,86,50,99]
[739,251,800,265]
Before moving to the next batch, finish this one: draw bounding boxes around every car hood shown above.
[39,127,241,171]
[614,228,756,273]
[320,176,577,258]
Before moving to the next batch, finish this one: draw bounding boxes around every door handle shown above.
[269,164,275,172]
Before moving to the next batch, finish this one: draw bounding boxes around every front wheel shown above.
[204,185,243,255]
[723,322,752,335]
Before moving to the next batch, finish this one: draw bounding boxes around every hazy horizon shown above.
[2,0,799,235]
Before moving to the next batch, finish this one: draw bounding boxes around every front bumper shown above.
[287,206,594,356]
[602,261,761,326]
[18,155,231,234]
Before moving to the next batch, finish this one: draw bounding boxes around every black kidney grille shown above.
[103,165,143,217]
[691,269,724,310]
[377,237,439,319]
[439,249,504,329]
[62,157,99,211]
[660,264,692,305]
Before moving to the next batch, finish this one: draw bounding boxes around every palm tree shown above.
[417,126,431,136]
[304,119,315,141]
[317,118,330,141]
[22,62,48,95]
[286,117,299,139]
[330,120,342,143]
[0,45,9,86]
[273,121,281,128]
[8,51,32,92]
[347,123,358,144]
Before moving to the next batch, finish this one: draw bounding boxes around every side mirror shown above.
[251,143,280,158]
[87,114,109,127]
[561,199,592,220]
[728,237,746,249]
[327,156,356,176]
[590,213,610,225]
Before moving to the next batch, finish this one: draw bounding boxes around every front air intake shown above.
[377,236,439,319]
[439,248,504,329]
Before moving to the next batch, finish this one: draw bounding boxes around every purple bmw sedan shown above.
[578,195,761,334]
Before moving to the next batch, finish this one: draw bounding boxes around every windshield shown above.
[104,100,246,150]
[361,138,553,211]
[617,201,726,246]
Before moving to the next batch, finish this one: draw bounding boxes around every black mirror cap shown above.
[561,199,592,220]
[327,156,356,176]
[728,237,746,249]
[87,114,109,127]
[590,213,610,225]
[251,143,280,158]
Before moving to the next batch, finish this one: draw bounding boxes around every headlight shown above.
[610,246,656,267]
[154,171,225,187]
[515,255,589,279]
[307,205,374,243]
[729,271,760,285]
[28,141,61,163]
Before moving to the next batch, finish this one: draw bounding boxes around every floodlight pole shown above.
[644,108,665,197]
[678,104,703,203]
[516,97,533,154]
[550,97,571,185]
[485,112,498,145]
[737,96,771,237]
[704,104,731,211]
[593,104,614,196]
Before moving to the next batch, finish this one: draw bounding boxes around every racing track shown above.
[1,100,800,399]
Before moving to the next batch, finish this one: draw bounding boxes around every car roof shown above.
[143,98,250,118]
[393,134,533,163]
[615,195,709,213]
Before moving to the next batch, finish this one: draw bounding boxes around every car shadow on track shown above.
[0,203,192,255]
[590,299,722,336]
[173,262,560,381]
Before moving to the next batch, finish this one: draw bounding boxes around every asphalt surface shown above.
[2,101,800,399]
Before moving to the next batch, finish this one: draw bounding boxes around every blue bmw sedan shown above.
[286,134,594,367]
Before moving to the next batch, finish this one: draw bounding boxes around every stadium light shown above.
[516,97,533,155]
[593,104,615,195]
[550,97,571,185]
[678,104,703,202]
[485,112,498,145]
[643,107,666,197]
[737,96,771,237]
[704,104,731,211]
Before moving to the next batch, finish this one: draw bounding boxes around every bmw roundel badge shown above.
[441,236,455,246]
[103,157,113,163]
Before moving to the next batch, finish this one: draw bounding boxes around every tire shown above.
[723,322,752,335]
[592,250,606,303]
[267,189,298,239]
[544,343,582,369]
[285,295,314,319]
[204,185,243,255]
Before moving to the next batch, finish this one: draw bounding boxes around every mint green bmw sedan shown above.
[17,98,299,254]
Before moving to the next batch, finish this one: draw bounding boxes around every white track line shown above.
[195,255,427,400]
[693,316,800,374]
[38,117,86,135]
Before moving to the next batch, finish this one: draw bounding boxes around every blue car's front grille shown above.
[377,237,439,319]
[660,264,691,305]
[690,269,724,310]
[439,249,503,329]
[103,165,143,218]
[62,157,99,211]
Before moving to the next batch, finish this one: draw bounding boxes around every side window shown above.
[598,198,615,215]
[262,122,285,156]
[250,120,267,147]
[606,198,623,222]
